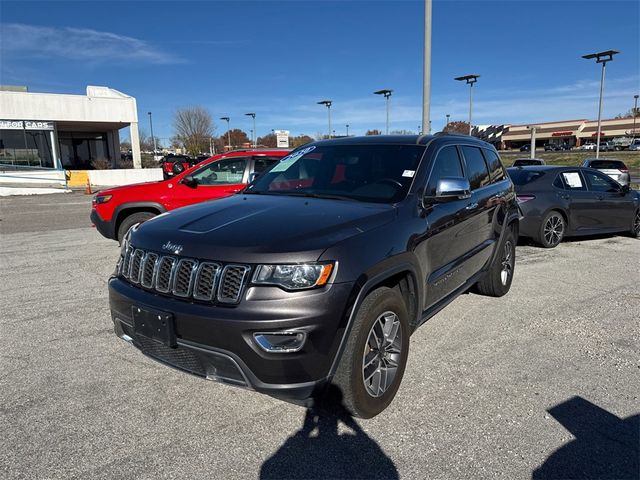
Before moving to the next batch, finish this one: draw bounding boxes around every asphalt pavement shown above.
[1,192,638,479]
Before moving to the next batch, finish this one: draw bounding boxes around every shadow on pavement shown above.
[533,396,639,479]
[260,386,398,480]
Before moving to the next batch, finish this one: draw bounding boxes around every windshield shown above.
[513,159,542,166]
[245,144,425,203]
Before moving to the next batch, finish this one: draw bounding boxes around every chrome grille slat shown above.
[217,265,251,304]
[140,253,159,288]
[172,259,198,297]
[193,262,221,301]
[119,247,249,304]
[129,249,145,284]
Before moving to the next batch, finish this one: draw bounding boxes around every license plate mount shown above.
[132,306,176,347]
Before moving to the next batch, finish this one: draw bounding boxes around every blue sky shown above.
[1,0,639,144]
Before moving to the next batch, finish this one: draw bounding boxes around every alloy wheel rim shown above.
[362,311,402,398]
[634,211,640,235]
[544,215,564,246]
[500,241,514,285]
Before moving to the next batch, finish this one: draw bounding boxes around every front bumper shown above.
[109,277,355,400]
[90,208,115,240]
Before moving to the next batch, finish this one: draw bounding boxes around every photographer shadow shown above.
[260,386,399,480]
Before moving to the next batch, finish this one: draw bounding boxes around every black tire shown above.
[536,210,566,248]
[475,226,516,297]
[117,211,156,243]
[631,209,640,238]
[332,287,410,419]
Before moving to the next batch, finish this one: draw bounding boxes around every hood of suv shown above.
[129,194,396,263]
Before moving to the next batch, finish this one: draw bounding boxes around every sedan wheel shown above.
[538,212,565,248]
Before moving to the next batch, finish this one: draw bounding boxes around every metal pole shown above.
[328,106,332,139]
[422,0,432,134]
[148,112,156,156]
[385,95,390,134]
[253,116,256,147]
[632,95,638,138]
[468,83,473,135]
[227,120,231,150]
[446,114,450,125]
[346,124,349,136]
[595,61,606,159]
[530,127,536,159]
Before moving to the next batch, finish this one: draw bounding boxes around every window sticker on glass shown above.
[270,146,316,172]
[402,170,415,178]
[562,172,583,188]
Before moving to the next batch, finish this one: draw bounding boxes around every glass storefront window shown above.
[0,129,54,168]
[58,132,111,169]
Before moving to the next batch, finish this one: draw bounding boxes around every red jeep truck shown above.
[91,149,289,242]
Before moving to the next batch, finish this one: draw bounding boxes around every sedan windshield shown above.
[588,160,626,170]
[245,144,425,203]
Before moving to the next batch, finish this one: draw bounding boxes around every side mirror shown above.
[433,177,472,201]
[181,175,198,188]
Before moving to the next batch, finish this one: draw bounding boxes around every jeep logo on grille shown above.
[162,241,184,255]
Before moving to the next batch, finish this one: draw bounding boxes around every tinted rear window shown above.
[588,160,626,169]
[507,169,545,185]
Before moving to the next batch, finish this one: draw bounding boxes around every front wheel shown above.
[117,211,156,243]
[537,211,565,248]
[332,287,410,418]
[475,227,516,297]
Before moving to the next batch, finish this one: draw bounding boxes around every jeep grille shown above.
[118,243,250,305]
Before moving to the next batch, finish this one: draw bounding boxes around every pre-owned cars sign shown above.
[0,120,54,130]
[274,130,289,148]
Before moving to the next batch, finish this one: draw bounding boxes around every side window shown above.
[191,157,248,185]
[560,171,586,191]
[461,146,491,190]
[253,156,280,174]
[426,146,464,196]
[482,149,506,182]
[553,175,565,189]
[583,170,620,192]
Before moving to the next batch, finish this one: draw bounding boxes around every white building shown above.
[0,85,142,169]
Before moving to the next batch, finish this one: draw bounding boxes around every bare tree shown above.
[442,121,470,135]
[173,106,215,155]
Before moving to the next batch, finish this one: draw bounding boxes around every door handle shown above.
[560,194,570,200]
[465,202,479,210]
[597,195,604,201]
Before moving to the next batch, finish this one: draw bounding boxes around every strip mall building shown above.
[500,117,639,149]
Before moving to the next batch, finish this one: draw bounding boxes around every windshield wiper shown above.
[281,191,352,201]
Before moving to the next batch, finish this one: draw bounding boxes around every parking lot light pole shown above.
[220,117,231,151]
[527,125,538,159]
[582,50,619,158]
[317,100,332,138]
[147,112,157,156]
[346,124,349,136]
[633,94,639,138]
[374,89,393,134]
[245,113,256,147]
[422,0,432,134]
[446,114,450,126]
[454,75,480,135]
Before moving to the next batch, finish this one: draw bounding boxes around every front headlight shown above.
[94,194,112,204]
[253,263,334,290]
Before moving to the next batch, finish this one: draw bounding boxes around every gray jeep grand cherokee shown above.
[109,134,520,418]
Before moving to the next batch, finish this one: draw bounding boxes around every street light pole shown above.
[220,117,231,151]
[454,75,480,135]
[446,114,450,126]
[632,94,639,139]
[317,100,332,138]
[346,124,349,136]
[374,89,393,134]
[147,112,157,156]
[245,113,256,147]
[582,50,619,158]
[422,0,432,134]
[527,125,537,159]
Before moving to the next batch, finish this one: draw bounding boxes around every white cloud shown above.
[1,23,183,65]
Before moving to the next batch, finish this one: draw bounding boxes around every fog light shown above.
[253,331,306,353]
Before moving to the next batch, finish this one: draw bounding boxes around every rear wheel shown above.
[117,211,156,243]
[475,227,516,297]
[537,211,565,248]
[332,287,409,418]
[631,209,640,238]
